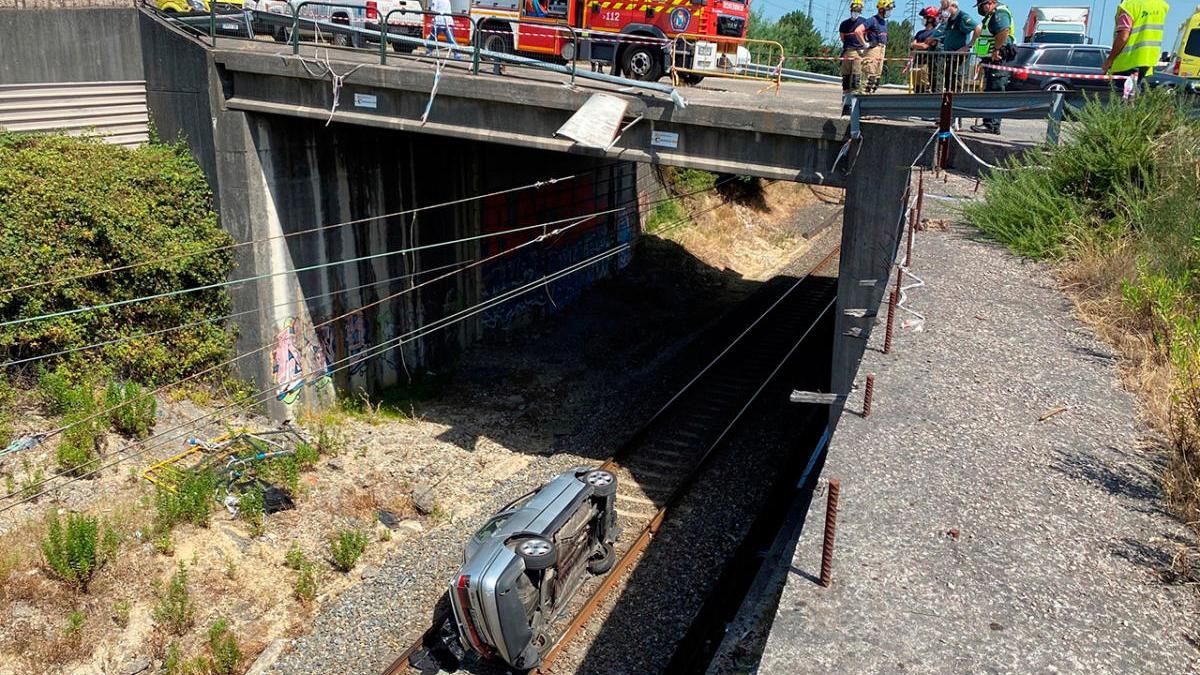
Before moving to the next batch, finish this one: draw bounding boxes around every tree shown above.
[748,10,841,75]
[883,19,915,85]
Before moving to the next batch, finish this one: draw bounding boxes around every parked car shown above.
[448,467,619,670]
[1005,43,1199,100]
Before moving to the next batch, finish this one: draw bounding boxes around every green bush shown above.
[0,133,234,384]
[37,366,95,416]
[294,442,319,470]
[284,542,306,570]
[104,381,156,438]
[206,618,242,675]
[41,512,117,593]
[153,563,195,636]
[258,455,300,498]
[156,468,218,530]
[64,610,86,638]
[238,486,264,537]
[328,529,368,572]
[294,562,318,604]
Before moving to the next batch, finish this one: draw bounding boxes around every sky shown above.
[756,0,1198,51]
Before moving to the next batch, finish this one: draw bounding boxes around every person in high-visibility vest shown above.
[1101,0,1171,87]
[839,1,870,95]
[863,0,894,93]
[970,0,1014,134]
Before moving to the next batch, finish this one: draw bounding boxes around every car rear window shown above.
[1036,49,1072,66]
[1186,28,1200,57]
[1011,47,1039,66]
[1069,49,1104,68]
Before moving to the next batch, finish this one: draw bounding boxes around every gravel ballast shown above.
[759,209,1198,673]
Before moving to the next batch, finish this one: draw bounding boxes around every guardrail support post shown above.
[936,92,953,170]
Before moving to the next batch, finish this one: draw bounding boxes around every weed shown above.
[294,562,318,604]
[646,197,686,234]
[4,473,13,495]
[295,442,319,470]
[284,542,306,570]
[238,486,264,537]
[55,429,97,476]
[153,563,195,636]
[155,468,218,530]
[328,529,368,572]
[104,381,157,438]
[37,366,92,416]
[259,455,300,498]
[206,618,242,675]
[153,529,175,556]
[63,610,85,639]
[20,460,44,500]
[224,559,238,580]
[41,512,118,593]
[379,526,392,542]
[113,600,131,628]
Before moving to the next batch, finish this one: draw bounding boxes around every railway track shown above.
[384,243,841,675]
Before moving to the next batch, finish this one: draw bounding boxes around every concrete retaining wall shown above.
[0,8,143,84]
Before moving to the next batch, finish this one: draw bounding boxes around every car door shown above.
[1067,47,1110,91]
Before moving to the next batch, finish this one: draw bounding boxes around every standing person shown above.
[970,0,1014,133]
[839,1,870,96]
[911,6,941,92]
[933,1,976,91]
[1101,0,1170,89]
[426,0,461,59]
[863,0,894,93]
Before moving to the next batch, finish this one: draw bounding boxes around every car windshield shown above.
[1186,29,1200,58]
[1035,33,1089,44]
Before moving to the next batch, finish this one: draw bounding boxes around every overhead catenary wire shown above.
[0,172,726,331]
[0,183,736,507]
[0,164,633,299]
[0,175,711,369]
[0,239,634,513]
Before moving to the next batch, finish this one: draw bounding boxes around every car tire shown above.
[677,72,704,85]
[482,30,513,56]
[621,44,663,82]
[391,40,416,53]
[515,537,557,571]
[581,469,617,497]
[588,542,617,575]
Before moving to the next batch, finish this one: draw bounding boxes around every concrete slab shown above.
[759,183,1198,673]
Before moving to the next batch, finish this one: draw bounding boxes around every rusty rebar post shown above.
[819,478,841,587]
[883,290,897,354]
[915,168,925,227]
[905,207,915,264]
[863,373,875,417]
[893,266,904,306]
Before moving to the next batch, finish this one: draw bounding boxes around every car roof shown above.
[1018,43,1111,51]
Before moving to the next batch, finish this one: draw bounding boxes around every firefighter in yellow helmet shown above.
[862,0,894,93]
[839,1,870,95]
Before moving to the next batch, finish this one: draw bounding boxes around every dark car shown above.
[1005,43,1199,100]
[1005,44,1113,94]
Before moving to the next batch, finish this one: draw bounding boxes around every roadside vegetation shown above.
[965,90,1200,572]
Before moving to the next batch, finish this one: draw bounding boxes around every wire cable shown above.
[0,175,706,368]
[0,184,735,505]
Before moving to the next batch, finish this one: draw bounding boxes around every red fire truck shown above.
[460,0,750,81]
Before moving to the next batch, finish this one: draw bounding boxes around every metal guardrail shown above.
[847,90,1067,144]
[741,62,907,89]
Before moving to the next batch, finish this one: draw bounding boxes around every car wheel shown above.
[515,537,557,571]
[581,469,617,497]
[677,72,704,85]
[273,26,288,42]
[482,30,512,56]
[1044,81,1068,92]
[621,44,663,82]
[391,40,416,53]
[587,542,617,575]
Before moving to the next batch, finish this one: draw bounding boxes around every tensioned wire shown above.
[0,240,633,512]
[0,160,638,298]
[0,174,714,367]
[0,175,727,330]
[5,176,734,452]
[0,185,738,507]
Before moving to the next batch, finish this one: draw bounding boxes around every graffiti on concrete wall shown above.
[346,310,368,376]
[271,318,305,405]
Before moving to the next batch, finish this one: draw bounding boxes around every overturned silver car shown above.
[448,467,619,670]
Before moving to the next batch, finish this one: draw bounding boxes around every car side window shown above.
[1036,49,1071,67]
[473,513,513,542]
[1069,49,1103,68]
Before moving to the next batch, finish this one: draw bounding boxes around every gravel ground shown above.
[267,200,839,674]
[758,181,1199,673]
